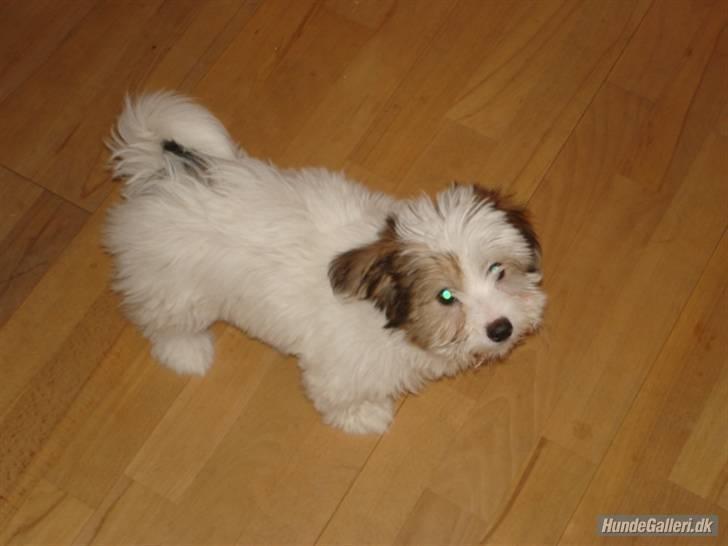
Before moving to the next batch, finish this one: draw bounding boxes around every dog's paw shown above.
[324,400,394,435]
[150,331,214,375]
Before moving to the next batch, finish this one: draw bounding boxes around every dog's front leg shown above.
[299,364,394,434]
[320,398,394,435]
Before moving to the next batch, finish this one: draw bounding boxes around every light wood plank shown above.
[398,121,498,195]
[70,2,263,218]
[326,0,395,30]
[126,327,275,502]
[608,0,724,101]
[74,477,172,546]
[43,325,187,508]
[81,356,370,544]
[0,291,125,526]
[0,202,112,421]
[316,383,474,545]
[558,230,728,545]
[351,0,527,183]
[522,3,728,467]
[283,0,458,170]
[618,479,727,546]
[0,0,164,208]
[447,0,651,199]
[424,341,553,528]
[0,167,43,241]
[720,480,728,512]
[483,439,594,545]
[618,0,728,191]
[669,325,728,500]
[144,0,261,93]
[0,1,249,211]
[0,0,97,102]
[0,181,88,327]
[544,131,728,463]
[234,413,382,546]
[194,0,321,124]
[201,3,373,160]
[0,479,92,546]
[446,0,578,140]
[393,489,488,546]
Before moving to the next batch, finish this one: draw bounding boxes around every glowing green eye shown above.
[489,262,506,280]
[437,288,456,305]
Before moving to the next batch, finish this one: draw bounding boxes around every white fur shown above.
[105,93,546,434]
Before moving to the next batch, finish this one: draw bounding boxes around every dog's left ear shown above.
[469,184,542,274]
[328,216,410,328]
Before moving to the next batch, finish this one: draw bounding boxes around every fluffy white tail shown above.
[109,92,237,193]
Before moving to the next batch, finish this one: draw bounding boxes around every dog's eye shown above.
[489,262,505,281]
[437,288,457,305]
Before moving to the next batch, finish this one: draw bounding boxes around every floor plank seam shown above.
[346,0,462,168]
[0,1,97,108]
[0,163,92,216]
[553,222,728,545]
[180,2,260,91]
[309,429,389,545]
[522,0,657,210]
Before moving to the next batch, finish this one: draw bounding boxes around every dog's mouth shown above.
[470,352,490,368]
[468,337,522,368]
[430,334,523,370]
[469,349,507,369]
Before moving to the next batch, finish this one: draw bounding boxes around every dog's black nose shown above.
[486,317,512,342]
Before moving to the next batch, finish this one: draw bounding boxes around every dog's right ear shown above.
[328,216,409,328]
[468,184,542,275]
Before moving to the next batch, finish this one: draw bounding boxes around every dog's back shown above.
[104,94,396,375]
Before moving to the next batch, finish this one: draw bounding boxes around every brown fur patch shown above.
[329,215,410,328]
[469,184,541,272]
[329,218,467,349]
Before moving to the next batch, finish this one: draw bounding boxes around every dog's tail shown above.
[109,92,238,193]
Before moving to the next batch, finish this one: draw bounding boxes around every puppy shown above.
[105,93,546,434]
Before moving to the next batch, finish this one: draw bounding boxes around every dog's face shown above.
[329,184,545,369]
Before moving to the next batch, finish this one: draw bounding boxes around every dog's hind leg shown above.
[149,329,214,376]
[127,300,217,376]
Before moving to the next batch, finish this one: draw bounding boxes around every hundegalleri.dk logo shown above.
[597,515,718,536]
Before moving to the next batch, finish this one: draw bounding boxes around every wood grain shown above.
[0,170,88,327]
[0,479,92,546]
[126,328,275,502]
[0,0,97,103]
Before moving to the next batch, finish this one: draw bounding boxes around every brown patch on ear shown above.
[469,184,542,272]
[328,215,410,328]
[331,220,469,351]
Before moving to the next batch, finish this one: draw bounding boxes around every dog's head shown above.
[329,183,545,369]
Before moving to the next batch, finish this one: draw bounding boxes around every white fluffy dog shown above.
[105,93,546,434]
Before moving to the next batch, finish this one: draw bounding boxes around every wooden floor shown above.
[1,1,727,544]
